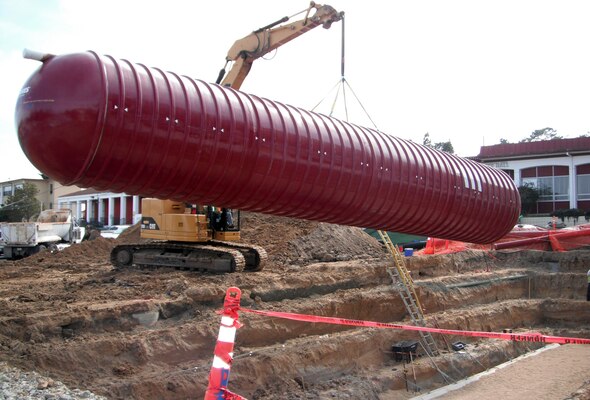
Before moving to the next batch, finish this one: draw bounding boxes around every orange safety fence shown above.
[416,224,590,255]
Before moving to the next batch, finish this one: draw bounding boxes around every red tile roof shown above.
[58,188,102,198]
[475,137,590,160]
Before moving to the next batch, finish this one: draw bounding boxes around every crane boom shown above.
[218,2,343,90]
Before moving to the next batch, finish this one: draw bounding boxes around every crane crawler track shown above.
[209,240,267,271]
[110,242,246,273]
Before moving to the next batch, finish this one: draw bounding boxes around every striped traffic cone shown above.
[204,287,246,400]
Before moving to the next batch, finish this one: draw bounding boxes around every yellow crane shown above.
[217,2,343,90]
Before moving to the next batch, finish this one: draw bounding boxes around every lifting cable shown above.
[333,14,349,120]
[311,13,380,132]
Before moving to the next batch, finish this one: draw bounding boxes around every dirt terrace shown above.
[0,212,589,399]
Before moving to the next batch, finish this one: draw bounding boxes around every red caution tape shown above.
[214,341,235,366]
[221,388,247,400]
[240,307,590,345]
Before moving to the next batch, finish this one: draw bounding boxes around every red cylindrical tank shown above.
[15,51,520,243]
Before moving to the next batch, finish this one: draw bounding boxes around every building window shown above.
[521,166,569,202]
[15,183,23,190]
[577,175,590,200]
[49,183,53,194]
[537,176,568,201]
[501,169,514,179]
[2,186,11,196]
[576,164,590,202]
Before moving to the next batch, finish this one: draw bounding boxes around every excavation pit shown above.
[0,214,589,399]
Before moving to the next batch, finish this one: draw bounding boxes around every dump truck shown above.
[0,209,84,259]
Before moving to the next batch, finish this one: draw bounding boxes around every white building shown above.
[58,188,141,226]
[474,137,590,214]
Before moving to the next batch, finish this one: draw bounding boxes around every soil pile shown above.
[14,236,115,268]
[285,223,384,265]
[57,237,115,262]
[240,212,384,265]
[115,223,144,244]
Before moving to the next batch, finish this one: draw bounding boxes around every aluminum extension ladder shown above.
[377,230,439,357]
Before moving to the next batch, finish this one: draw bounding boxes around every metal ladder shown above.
[377,230,439,357]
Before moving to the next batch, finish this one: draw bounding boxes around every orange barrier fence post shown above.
[204,287,246,400]
[424,238,434,255]
[549,230,565,252]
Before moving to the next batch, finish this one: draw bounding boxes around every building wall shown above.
[483,154,590,213]
[49,180,82,209]
[57,191,142,226]
[0,178,50,210]
[0,178,83,212]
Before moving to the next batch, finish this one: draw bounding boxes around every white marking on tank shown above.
[22,99,55,104]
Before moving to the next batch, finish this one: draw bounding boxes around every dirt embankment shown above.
[0,213,589,399]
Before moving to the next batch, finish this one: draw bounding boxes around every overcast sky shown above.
[1,0,589,183]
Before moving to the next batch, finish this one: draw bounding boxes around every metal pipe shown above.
[22,48,54,62]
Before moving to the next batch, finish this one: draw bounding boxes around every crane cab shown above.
[140,198,240,243]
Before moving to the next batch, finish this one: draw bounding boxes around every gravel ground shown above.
[0,362,106,400]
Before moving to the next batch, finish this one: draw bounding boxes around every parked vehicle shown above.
[0,209,84,259]
[100,225,131,239]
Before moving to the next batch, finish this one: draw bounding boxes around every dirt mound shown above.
[58,236,115,262]
[12,237,115,268]
[116,223,144,244]
[285,223,384,265]
[240,212,319,264]
[241,212,384,265]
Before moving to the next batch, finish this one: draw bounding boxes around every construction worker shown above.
[587,269,590,301]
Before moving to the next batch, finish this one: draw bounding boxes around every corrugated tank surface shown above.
[15,51,520,243]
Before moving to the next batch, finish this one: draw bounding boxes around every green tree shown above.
[433,141,454,154]
[0,183,41,222]
[499,138,509,144]
[423,132,454,154]
[551,209,566,222]
[563,208,584,223]
[519,127,563,143]
[518,183,540,215]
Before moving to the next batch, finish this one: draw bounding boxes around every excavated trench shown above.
[1,247,589,399]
